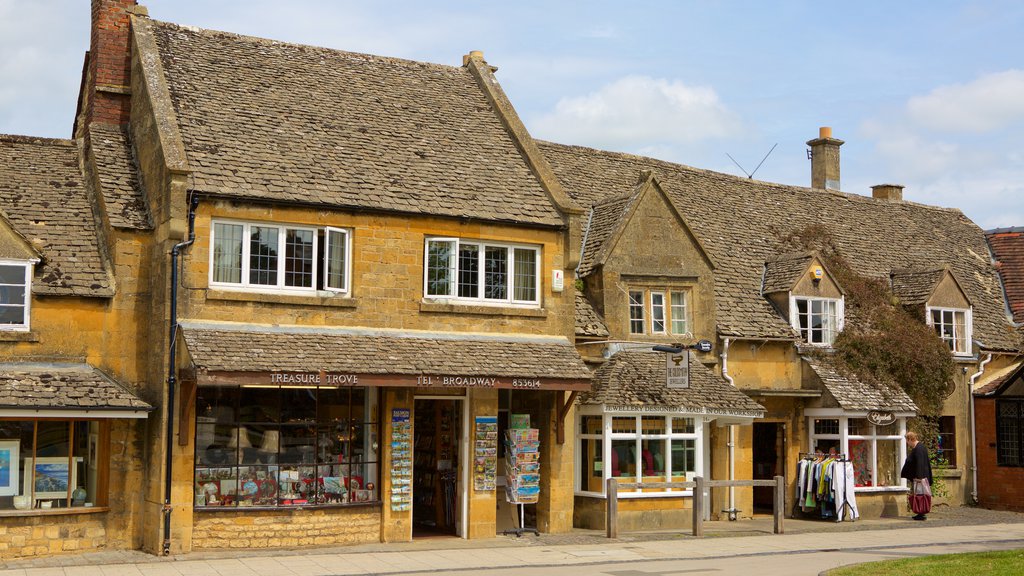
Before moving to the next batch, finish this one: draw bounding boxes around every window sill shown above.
[420,300,547,318]
[0,506,108,518]
[574,490,693,499]
[935,468,963,479]
[0,330,39,342]
[206,289,357,308]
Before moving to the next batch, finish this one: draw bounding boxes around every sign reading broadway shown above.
[197,370,590,391]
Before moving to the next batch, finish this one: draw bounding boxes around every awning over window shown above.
[580,350,765,422]
[802,354,917,413]
[179,321,592,391]
[0,363,152,418]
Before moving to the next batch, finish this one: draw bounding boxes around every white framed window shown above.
[650,292,666,334]
[807,413,907,491]
[670,291,689,335]
[927,307,972,356]
[423,238,540,305]
[791,296,843,345]
[628,291,645,334]
[210,220,351,294]
[0,260,33,331]
[576,411,703,498]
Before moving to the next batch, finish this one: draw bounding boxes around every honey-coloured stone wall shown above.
[192,507,382,549]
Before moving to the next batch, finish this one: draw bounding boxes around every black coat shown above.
[900,442,933,485]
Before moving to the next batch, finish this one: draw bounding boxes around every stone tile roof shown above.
[538,141,1020,351]
[578,190,640,277]
[987,228,1024,324]
[581,350,765,416]
[802,354,917,412]
[973,360,1023,396]
[575,293,610,338]
[145,20,564,227]
[180,322,592,381]
[89,124,152,230]
[0,363,152,412]
[890,267,949,306]
[0,135,113,297]
[762,253,813,294]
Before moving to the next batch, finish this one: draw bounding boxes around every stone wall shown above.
[0,512,109,559]
[192,507,381,549]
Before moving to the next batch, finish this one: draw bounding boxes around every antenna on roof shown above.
[726,143,778,179]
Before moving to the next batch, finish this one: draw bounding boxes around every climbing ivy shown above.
[777,225,955,445]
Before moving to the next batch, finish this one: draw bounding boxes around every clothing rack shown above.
[796,453,857,522]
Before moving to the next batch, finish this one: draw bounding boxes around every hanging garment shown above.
[843,461,859,520]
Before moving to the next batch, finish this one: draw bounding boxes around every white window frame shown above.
[209,219,351,295]
[805,410,908,492]
[422,237,541,307]
[628,290,645,335]
[0,259,35,332]
[670,290,689,336]
[575,409,704,499]
[650,292,667,334]
[323,227,351,294]
[790,295,844,346]
[926,306,973,357]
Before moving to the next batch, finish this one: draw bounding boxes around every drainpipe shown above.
[163,193,199,556]
[720,338,737,519]
[968,351,992,504]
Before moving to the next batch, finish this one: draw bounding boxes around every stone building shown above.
[546,127,1020,524]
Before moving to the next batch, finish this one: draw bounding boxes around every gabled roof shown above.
[890,267,968,307]
[762,253,813,294]
[974,360,1024,397]
[141,19,565,227]
[803,354,917,413]
[538,141,1020,351]
[577,172,713,277]
[575,293,610,339]
[88,124,152,230]
[581,350,764,417]
[0,210,42,261]
[986,227,1024,324]
[0,135,113,297]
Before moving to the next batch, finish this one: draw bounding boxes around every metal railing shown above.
[606,476,785,538]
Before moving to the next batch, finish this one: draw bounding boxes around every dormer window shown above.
[0,260,33,331]
[792,297,842,346]
[928,307,972,356]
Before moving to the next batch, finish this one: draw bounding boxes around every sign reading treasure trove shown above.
[199,370,588,391]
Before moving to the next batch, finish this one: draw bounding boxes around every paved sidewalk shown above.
[4,509,1024,576]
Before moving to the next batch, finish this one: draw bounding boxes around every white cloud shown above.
[907,70,1024,133]
[530,75,741,150]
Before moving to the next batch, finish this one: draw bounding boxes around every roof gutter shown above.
[163,192,199,556]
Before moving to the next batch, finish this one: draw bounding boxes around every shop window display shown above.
[808,415,905,489]
[194,386,378,508]
[0,420,103,511]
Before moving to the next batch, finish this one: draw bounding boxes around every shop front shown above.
[572,350,765,531]
[178,322,591,548]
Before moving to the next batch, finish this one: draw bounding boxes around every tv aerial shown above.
[726,143,777,179]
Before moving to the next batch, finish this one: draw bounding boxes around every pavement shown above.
[4,506,1024,576]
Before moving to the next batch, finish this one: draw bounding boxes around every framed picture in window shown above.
[23,457,81,500]
[0,440,19,496]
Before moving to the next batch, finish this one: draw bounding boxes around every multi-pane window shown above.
[0,261,32,331]
[194,386,379,508]
[670,291,688,335]
[650,292,666,334]
[794,297,841,345]
[629,291,645,334]
[997,399,1023,467]
[0,420,106,511]
[929,307,971,355]
[936,416,957,467]
[210,221,350,294]
[629,288,692,336]
[576,412,702,496]
[809,416,906,489]
[424,238,540,305]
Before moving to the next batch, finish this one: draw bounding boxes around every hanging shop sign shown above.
[867,410,896,426]
[666,353,689,389]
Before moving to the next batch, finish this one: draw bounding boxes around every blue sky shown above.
[2,1,1022,229]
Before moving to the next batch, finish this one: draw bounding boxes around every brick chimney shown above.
[871,184,904,202]
[806,126,844,190]
[85,0,139,127]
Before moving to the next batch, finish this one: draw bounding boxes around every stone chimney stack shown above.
[85,0,140,128]
[806,126,844,190]
[871,184,904,202]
